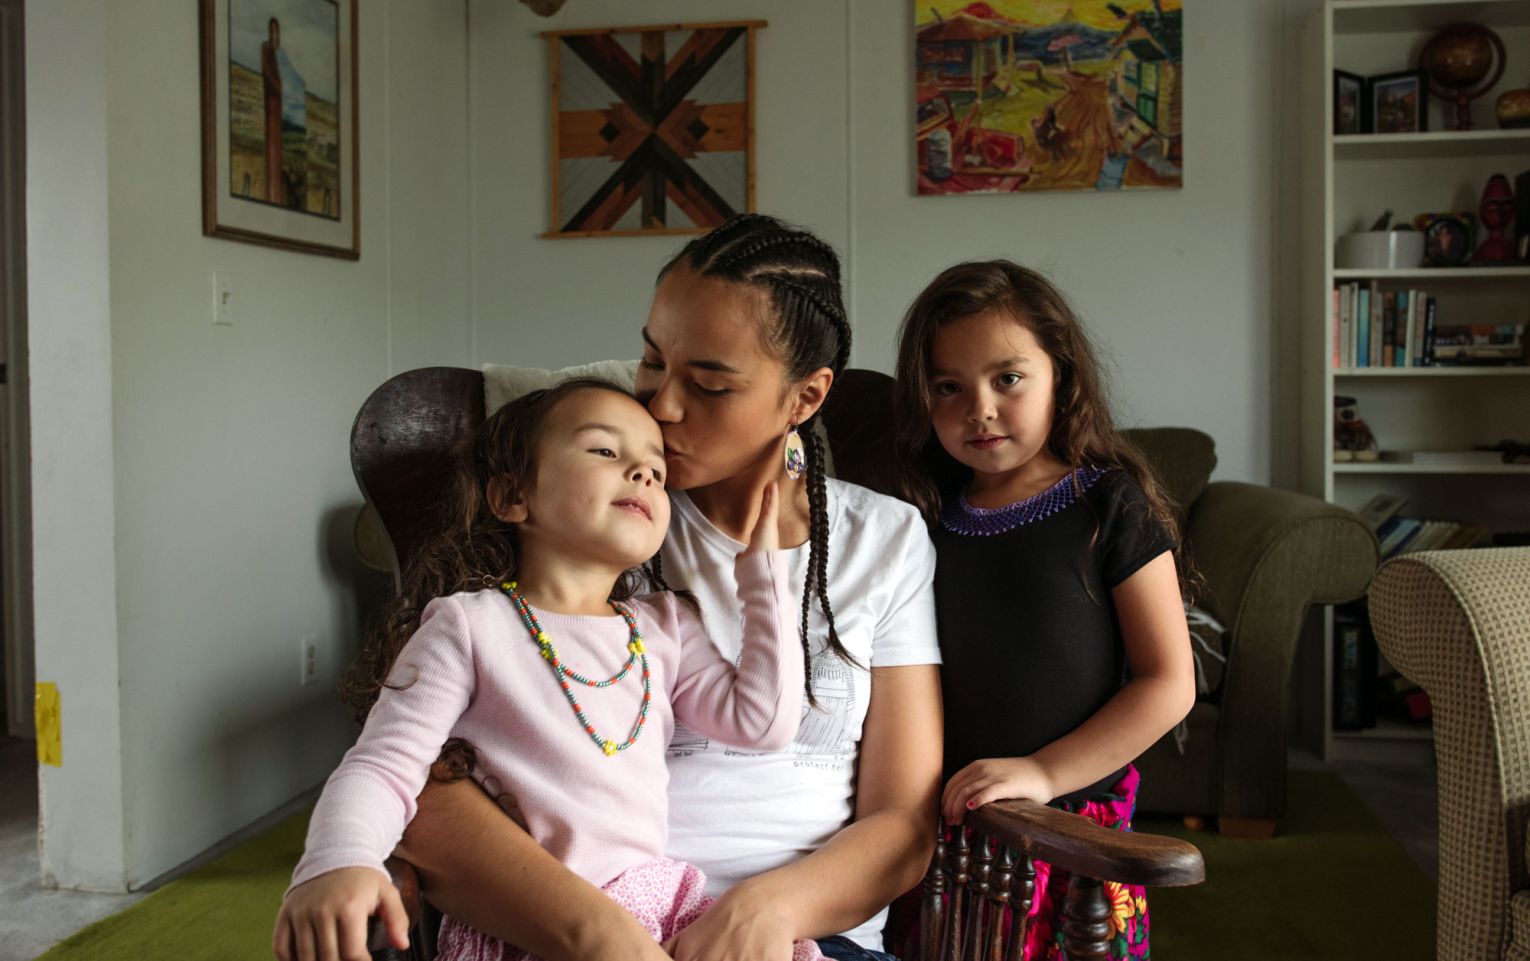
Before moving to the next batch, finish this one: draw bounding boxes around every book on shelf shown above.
[1397,289,1413,367]
[1430,323,1527,366]
[1333,608,1376,731]
[1377,449,1512,467]
[1355,492,1406,532]
[1329,283,1526,368]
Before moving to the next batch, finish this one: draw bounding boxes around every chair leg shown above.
[1218,816,1276,839]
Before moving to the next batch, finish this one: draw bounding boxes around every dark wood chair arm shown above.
[367,857,423,959]
[969,799,1204,888]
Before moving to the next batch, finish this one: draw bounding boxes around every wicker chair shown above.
[1369,547,1530,961]
[350,366,1204,961]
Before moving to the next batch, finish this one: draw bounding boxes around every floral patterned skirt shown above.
[1020,764,1149,960]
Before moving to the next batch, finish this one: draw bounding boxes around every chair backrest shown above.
[351,367,486,581]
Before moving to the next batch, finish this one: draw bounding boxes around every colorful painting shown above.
[545,21,763,238]
[915,0,1183,195]
[200,0,358,258]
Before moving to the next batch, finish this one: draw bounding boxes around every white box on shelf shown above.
[1335,231,1425,270]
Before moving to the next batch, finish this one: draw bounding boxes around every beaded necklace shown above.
[500,581,652,757]
[941,467,1110,537]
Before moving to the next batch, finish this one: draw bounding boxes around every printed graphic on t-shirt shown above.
[792,649,858,769]
[668,721,709,756]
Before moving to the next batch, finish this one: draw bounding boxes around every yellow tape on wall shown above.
[35,682,61,766]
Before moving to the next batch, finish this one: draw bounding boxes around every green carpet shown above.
[1140,769,1436,959]
[35,770,1433,960]
[34,809,311,961]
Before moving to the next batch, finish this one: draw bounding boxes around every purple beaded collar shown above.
[941,467,1110,537]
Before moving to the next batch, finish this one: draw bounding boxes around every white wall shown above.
[26,0,128,892]
[469,0,1293,485]
[468,0,852,369]
[28,0,472,888]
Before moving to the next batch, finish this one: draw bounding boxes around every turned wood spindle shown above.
[1061,875,1112,960]
[945,824,971,961]
[962,835,994,961]
[985,846,1013,961]
[1005,855,1035,961]
[921,824,948,961]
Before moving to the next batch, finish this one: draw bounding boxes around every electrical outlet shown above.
[301,636,319,687]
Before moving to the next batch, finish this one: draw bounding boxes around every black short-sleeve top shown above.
[934,467,1177,804]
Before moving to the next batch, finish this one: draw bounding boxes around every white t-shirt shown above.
[661,478,940,951]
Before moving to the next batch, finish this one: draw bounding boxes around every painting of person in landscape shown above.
[227,0,341,218]
[915,0,1183,194]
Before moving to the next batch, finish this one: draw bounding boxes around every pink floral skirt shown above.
[1020,765,1149,960]
[437,856,824,961]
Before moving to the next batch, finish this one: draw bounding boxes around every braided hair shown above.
[659,214,857,686]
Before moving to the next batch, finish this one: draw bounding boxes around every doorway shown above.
[0,0,33,742]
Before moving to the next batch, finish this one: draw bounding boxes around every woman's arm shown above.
[942,552,1195,818]
[667,663,943,961]
[395,778,672,961]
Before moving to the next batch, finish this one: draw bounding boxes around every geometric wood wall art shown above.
[543,20,764,238]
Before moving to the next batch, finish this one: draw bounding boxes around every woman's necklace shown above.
[500,581,652,757]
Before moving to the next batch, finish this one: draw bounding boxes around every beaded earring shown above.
[783,425,805,481]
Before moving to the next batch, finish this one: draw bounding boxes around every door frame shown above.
[0,0,35,739]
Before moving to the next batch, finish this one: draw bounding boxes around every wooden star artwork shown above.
[544,20,764,238]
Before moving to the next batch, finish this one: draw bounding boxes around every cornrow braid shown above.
[661,214,856,690]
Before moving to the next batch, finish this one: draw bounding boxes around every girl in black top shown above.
[892,260,1195,960]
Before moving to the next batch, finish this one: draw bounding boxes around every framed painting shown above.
[544,20,764,238]
[1368,69,1427,134]
[915,0,1182,195]
[200,0,359,258]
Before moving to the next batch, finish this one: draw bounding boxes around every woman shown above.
[398,215,943,961]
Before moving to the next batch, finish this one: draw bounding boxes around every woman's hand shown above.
[941,756,1054,824]
[663,881,798,961]
[742,481,779,555]
[273,866,409,961]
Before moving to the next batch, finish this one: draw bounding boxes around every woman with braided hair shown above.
[389,215,943,961]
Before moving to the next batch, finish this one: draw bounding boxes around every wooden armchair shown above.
[350,367,1204,961]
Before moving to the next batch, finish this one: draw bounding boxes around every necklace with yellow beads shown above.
[500,582,652,757]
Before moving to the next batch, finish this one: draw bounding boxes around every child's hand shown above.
[942,757,1054,824]
[273,866,409,961]
[742,482,779,555]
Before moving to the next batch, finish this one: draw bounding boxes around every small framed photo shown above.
[1367,69,1428,134]
[1333,70,1366,134]
[200,0,360,259]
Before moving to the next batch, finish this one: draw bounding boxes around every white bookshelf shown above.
[1300,0,1530,760]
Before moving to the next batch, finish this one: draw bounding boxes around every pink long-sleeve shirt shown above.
[289,552,799,893]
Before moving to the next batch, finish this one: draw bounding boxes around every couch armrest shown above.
[1186,482,1377,818]
[1370,548,1530,961]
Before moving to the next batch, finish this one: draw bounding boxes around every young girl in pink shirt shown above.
[274,379,818,961]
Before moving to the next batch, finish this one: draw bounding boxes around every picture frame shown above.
[1367,69,1428,134]
[1333,70,1366,134]
[199,0,360,259]
[543,20,764,238]
[1413,211,1476,267]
